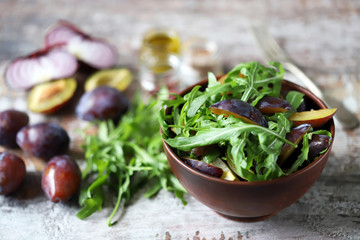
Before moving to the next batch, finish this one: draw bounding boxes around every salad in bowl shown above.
[160,61,336,182]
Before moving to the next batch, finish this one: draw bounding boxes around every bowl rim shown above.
[161,79,335,186]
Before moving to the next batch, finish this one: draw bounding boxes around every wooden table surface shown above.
[0,0,359,239]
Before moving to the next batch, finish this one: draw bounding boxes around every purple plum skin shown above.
[210,99,268,127]
[76,86,129,122]
[183,158,223,178]
[42,155,81,202]
[16,122,70,160]
[0,110,29,148]
[0,152,26,195]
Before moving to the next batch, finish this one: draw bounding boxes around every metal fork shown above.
[248,24,359,130]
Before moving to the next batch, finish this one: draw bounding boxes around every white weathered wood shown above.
[0,0,359,239]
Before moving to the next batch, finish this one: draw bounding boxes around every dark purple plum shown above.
[182,158,223,178]
[296,101,307,112]
[191,144,217,158]
[16,122,70,160]
[0,152,26,195]
[308,134,332,161]
[76,86,129,122]
[0,110,29,148]
[42,155,81,202]
[278,124,311,166]
[209,99,268,127]
[256,96,291,114]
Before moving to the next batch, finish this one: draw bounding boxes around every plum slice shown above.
[4,47,78,90]
[84,68,132,92]
[210,99,268,127]
[278,123,311,166]
[256,96,291,114]
[45,21,117,69]
[27,78,77,114]
[182,158,223,178]
[289,108,337,128]
[308,134,332,161]
[191,144,217,158]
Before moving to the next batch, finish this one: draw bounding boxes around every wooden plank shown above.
[0,0,359,239]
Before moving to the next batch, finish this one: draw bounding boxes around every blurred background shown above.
[1,0,359,118]
[1,0,359,75]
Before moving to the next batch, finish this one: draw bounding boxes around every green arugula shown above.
[160,61,332,181]
[77,94,186,226]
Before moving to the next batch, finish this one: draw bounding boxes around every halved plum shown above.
[182,158,223,178]
[289,108,337,128]
[4,46,78,90]
[27,78,77,114]
[278,123,311,166]
[84,68,132,92]
[308,134,332,161]
[210,99,268,127]
[256,96,291,114]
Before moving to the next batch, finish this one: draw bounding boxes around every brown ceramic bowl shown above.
[161,79,335,221]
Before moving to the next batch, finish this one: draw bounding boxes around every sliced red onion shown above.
[45,21,118,69]
[5,47,78,90]
[45,23,82,46]
[66,36,118,69]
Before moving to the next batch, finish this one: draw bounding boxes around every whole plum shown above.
[42,155,81,202]
[0,152,26,195]
[76,86,129,122]
[0,110,29,148]
[16,122,70,160]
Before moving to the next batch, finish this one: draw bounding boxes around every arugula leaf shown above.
[202,147,221,164]
[164,122,295,151]
[287,134,310,174]
[207,72,220,88]
[222,61,284,104]
[78,93,186,226]
[285,90,305,118]
[186,83,232,117]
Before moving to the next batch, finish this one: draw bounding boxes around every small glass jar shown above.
[139,28,181,93]
[178,37,222,89]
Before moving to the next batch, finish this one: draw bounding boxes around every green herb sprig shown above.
[77,93,186,226]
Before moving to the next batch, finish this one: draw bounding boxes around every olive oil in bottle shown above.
[139,28,181,93]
